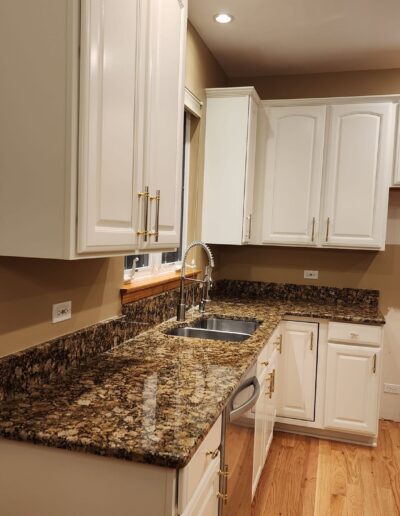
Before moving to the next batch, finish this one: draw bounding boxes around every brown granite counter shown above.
[0,295,384,469]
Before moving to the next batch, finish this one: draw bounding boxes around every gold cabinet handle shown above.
[275,334,282,354]
[206,448,219,459]
[137,186,150,240]
[148,190,161,242]
[154,189,160,242]
[326,217,330,242]
[372,354,377,374]
[261,360,269,367]
[217,492,228,503]
[265,372,274,398]
[271,369,275,394]
[311,217,315,242]
[310,332,314,351]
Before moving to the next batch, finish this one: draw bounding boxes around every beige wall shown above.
[0,257,124,357]
[185,23,227,265]
[0,22,226,359]
[229,68,400,99]
[221,69,400,421]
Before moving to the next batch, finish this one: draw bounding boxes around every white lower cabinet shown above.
[324,343,381,435]
[252,335,280,496]
[180,456,220,516]
[0,416,222,516]
[276,321,318,421]
[274,320,383,446]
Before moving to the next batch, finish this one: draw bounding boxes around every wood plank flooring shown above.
[252,420,400,516]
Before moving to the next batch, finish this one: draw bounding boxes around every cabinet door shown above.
[276,321,318,421]
[261,105,326,245]
[202,95,252,245]
[181,456,220,516]
[242,96,258,243]
[325,343,380,435]
[77,0,143,254]
[140,0,187,250]
[321,103,394,249]
[252,365,269,496]
[252,349,278,496]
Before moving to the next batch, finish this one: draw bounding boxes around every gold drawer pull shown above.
[206,448,219,459]
[261,360,269,367]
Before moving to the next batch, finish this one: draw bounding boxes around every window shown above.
[124,111,190,282]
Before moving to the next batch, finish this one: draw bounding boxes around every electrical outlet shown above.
[52,301,72,323]
[304,270,319,280]
[384,383,400,394]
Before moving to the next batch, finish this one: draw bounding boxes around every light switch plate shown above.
[52,301,72,323]
[304,270,319,280]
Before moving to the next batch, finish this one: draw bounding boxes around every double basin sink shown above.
[166,317,260,342]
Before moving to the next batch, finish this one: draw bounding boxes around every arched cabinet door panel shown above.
[261,105,326,246]
[321,103,394,250]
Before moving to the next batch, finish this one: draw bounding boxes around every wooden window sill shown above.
[121,269,201,304]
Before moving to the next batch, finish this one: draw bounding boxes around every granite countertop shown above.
[0,297,384,469]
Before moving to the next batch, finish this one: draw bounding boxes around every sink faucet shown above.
[177,241,215,321]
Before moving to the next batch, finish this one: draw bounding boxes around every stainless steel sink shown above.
[165,326,251,342]
[192,317,260,335]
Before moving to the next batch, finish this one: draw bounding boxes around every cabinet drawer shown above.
[328,322,382,346]
[178,415,222,513]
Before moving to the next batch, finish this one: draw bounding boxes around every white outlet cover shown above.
[383,383,400,394]
[304,270,319,280]
[52,301,72,323]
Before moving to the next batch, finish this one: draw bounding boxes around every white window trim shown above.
[124,111,192,283]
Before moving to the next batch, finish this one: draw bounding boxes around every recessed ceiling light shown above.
[214,13,233,24]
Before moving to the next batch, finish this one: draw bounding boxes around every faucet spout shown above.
[177,241,215,321]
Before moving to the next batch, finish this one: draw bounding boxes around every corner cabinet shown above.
[0,0,187,259]
[257,98,395,250]
[202,87,260,245]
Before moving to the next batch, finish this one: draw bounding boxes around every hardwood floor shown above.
[252,420,400,516]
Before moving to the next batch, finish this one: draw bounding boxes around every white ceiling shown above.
[188,0,400,77]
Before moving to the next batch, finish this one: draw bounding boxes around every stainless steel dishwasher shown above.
[219,374,260,515]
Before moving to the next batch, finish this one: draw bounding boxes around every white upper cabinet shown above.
[202,87,260,245]
[321,103,394,249]
[253,97,397,251]
[261,105,326,246]
[139,0,187,250]
[77,0,142,253]
[0,0,187,259]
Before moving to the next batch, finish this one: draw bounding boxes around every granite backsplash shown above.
[213,280,380,308]
[0,280,379,401]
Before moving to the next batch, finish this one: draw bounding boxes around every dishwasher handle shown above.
[229,376,260,423]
